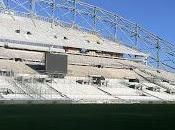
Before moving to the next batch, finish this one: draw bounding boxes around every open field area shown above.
[0,104,175,130]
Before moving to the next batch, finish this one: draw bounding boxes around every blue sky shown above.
[82,0,175,43]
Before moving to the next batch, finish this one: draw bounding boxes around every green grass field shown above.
[0,104,175,130]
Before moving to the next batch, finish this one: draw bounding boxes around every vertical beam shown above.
[51,0,56,28]
[114,14,118,41]
[156,38,160,72]
[30,0,35,16]
[134,24,139,48]
[72,0,77,26]
[55,0,59,22]
[93,6,97,32]
[6,0,9,9]
[30,0,36,27]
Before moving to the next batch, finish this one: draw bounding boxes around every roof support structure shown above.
[1,0,175,72]
[0,0,5,10]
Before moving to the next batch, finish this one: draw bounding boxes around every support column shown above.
[93,6,97,32]
[30,0,35,16]
[72,0,77,26]
[134,24,139,48]
[114,15,118,41]
[156,37,160,72]
[30,0,36,27]
[51,0,56,28]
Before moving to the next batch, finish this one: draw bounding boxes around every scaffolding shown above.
[0,0,5,10]
[0,0,175,73]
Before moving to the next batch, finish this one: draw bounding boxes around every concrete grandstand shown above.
[0,0,175,104]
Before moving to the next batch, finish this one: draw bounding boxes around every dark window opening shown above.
[129,78,139,83]
[64,36,68,40]
[15,30,20,33]
[14,58,22,62]
[54,35,57,39]
[88,75,106,86]
[157,70,161,73]
[27,31,32,35]
[129,68,133,70]
[86,40,90,43]
[97,41,100,44]
[80,48,88,54]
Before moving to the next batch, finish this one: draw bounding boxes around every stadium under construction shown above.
[0,0,175,104]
